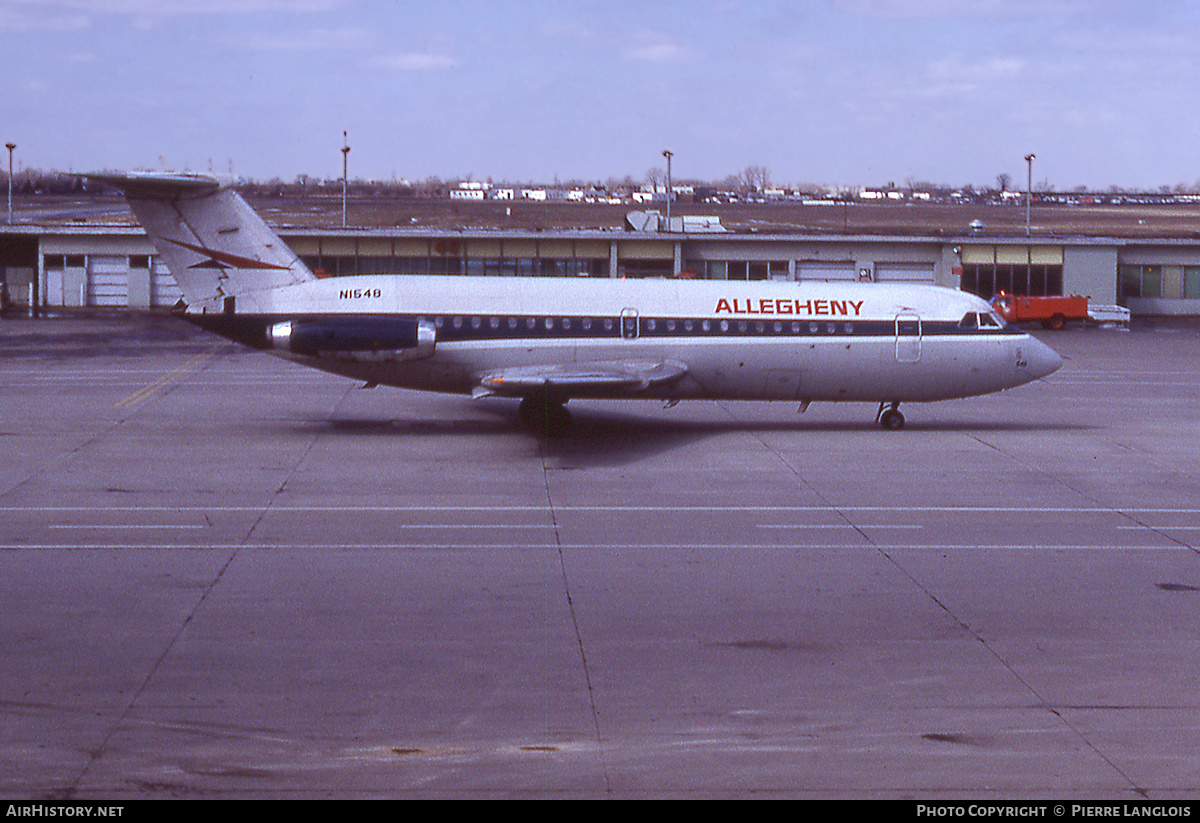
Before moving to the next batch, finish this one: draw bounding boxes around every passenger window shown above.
[958,313,978,329]
[980,313,1003,328]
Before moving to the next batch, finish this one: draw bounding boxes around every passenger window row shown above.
[422,315,865,337]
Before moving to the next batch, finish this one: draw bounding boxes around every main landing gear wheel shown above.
[876,401,905,430]
[518,395,572,438]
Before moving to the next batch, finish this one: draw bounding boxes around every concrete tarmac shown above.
[2,311,1199,799]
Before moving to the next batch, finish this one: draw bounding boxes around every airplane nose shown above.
[1026,337,1063,380]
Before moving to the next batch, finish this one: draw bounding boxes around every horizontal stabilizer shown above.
[474,359,687,398]
[84,171,224,198]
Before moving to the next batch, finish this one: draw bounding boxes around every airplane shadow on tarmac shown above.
[295,399,1091,469]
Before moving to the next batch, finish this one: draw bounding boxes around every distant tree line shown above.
[9,165,1200,199]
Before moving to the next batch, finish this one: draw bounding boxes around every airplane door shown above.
[620,307,639,339]
[894,313,922,363]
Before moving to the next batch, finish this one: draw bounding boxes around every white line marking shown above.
[5,505,1200,515]
[757,524,923,530]
[0,543,1191,552]
[48,525,207,530]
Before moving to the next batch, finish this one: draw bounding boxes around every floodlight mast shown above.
[6,142,15,224]
[662,149,673,227]
[1025,153,1036,237]
[342,131,350,229]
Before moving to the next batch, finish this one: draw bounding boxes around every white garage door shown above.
[150,258,182,307]
[796,261,856,281]
[87,256,129,306]
[875,263,935,283]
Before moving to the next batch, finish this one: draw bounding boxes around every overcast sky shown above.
[5,0,1200,190]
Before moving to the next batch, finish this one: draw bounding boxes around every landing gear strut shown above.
[518,395,572,438]
[876,401,905,430]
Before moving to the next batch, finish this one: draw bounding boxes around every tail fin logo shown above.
[164,237,292,271]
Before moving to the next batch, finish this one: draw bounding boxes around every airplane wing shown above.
[473,359,687,398]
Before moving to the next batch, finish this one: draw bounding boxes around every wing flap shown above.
[474,359,687,398]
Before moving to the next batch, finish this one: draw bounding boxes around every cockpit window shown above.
[982,311,1006,328]
[959,311,1007,330]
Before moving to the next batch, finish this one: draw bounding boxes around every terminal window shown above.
[684,260,788,280]
[1184,266,1200,299]
[960,264,1063,298]
[1119,265,1162,300]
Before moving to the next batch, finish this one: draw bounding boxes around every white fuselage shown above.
[215,275,1062,404]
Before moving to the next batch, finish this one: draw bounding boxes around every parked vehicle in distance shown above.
[990,292,1090,330]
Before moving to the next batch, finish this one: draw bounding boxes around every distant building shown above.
[5,202,1200,317]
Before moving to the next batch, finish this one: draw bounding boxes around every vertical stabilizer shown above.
[87,171,315,311]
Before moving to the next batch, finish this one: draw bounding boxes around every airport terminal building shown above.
[3,212,1200,317]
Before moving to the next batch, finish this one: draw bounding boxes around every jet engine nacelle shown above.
[268,317,436,362]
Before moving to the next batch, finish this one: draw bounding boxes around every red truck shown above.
[989,292,1089,330]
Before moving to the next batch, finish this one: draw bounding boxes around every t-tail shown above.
[86,171,315,313]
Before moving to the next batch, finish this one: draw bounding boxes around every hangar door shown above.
[796,261,856,281]
[87,256,128,307]
[150,258,182,307]
[875,263,935,283]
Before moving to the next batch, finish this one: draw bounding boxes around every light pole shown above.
[1025,153,1035,237]
[341,131,350,228]
[5,142,15,224]
[662,149,673,228]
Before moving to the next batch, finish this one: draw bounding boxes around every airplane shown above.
[87,170,1062,435]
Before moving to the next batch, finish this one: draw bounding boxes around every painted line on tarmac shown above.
[757,524,923,530]
[5,505,1200,514]
[0,542,1193,552]
[114,350,217,410]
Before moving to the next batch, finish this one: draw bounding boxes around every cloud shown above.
[372,52,459,72]
[10,0,345,14]
[236,25,368,52]
[622,35,689,63]
[0,1,88,32]
[0,0,346,32]
[832,0,1084,19]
